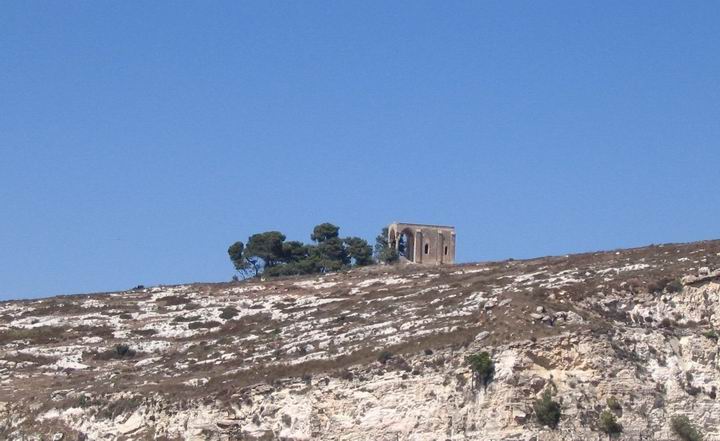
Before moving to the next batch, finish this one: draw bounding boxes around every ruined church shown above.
[387,222,456,265]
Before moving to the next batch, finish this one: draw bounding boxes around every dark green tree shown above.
[374,227,399,264]
[533,389,561,429]
[466,351,494,389]
[230,223,381,278]
[264,259,318,277]
[345,237,373,266]
[228,241,246,270]
[227,241,258,277]
[245,231,286,268]
[262,240,316,277]
[282,240,310,263]
[312,237,349,272]
[311,223,340,243]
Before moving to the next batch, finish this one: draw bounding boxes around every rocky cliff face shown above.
[2,241,720,440]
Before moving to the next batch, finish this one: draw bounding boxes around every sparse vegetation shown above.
[112,344,135,358]
[2,352,54,366]
[95,344,137,360]
[533,389,561,429]
[75,394,102,409]
[702,330,718,341]
[219,306,239,320]
[667,279,684,293]
[660,317,675,328]
[188,320,222,330]
[606,396,622,411]
[683,371,702,396]
[377,350,393,364]
[466,351,494,389]
[0,326,64,345]
[598,410,623,435]
[3,238,720,438]
[173,314,201,322]
[157,295,190,306]
[671,415,703,441]
[131,328,157,337]
[99,397,143,420]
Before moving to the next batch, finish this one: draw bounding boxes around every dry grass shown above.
[0,326,66,345]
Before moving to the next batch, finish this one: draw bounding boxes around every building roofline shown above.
[391,222,455,230]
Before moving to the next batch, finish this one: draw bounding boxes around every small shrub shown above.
[173,314,201,323]
[671,415,702,441]
[77,395,91,408]
[598,410,623,435]
[157,295,190,306]
[466,351,495,389]
[686,385,702,396]
[660,318,675,328]
[131,328,157,337]
[188,321,221,330]
[338,369,354,381]
[533,389,561,429]
[96,343,137,360]
[76,395,101,408]
[606,396,622,411]
[683,372,702,395]
[647,279,667,294]
[667,279,684,293]
[219,306,239,320]
[113,344,136,358]
[183,302,201,311]
[703,330,718,341]
[377,350,393,364]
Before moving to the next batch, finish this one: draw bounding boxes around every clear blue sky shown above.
[1,2,719,300]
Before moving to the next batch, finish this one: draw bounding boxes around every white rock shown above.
[475,331,490,341]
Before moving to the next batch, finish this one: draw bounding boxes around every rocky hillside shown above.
[2,240,720,440]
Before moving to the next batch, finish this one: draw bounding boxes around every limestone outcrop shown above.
[2,240,720,440]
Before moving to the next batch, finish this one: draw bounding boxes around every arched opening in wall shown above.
[399,228,414,262]
[388,229,397,250]
[444,246,448,256]
[424,243,429,254]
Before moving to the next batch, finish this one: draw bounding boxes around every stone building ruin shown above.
[388,222,456,265]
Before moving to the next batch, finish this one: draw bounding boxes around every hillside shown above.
[2,240,720,440]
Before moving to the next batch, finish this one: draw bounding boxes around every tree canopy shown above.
[311,223,340,243]
[245,231,286,268]
[229,223,377,279]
